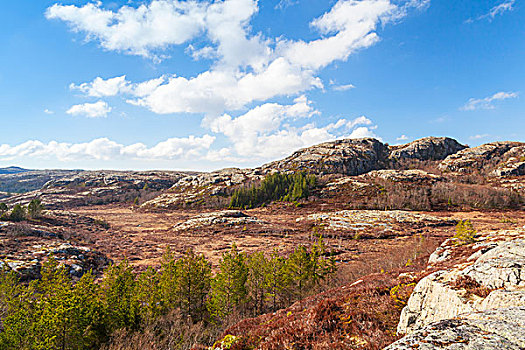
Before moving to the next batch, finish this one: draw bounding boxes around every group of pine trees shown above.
[0,199,44,221]
[229,172,317,209]
[0,238,336,350]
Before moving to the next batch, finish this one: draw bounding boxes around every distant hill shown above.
[0,166,31,174]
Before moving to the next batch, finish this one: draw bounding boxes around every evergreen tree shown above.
[136,267,162,322]
[175,249,211,322]
[0,203,7,218]
[27,199,44,219]
[207,244,248,320]
[246,252,269,315]
[101,260,140,333]
[9,204,25,222]
[284,245,313,303]
[265,251,288,311]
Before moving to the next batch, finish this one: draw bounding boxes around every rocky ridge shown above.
[438,141,525,176]
[4,170,188,208]
[389,137,467,161]
[142,137,468,209]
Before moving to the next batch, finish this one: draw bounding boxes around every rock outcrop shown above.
[389,228,525,349]
[5,170,187,208]
[173,210,263,231]
[438,141,525,176]
[386,308,525,349]
[390,137,467,161]
[361,169,444,183]
[262,138,390,176]
[299,210,455,239]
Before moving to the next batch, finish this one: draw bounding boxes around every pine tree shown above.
[207,244,248,320]
[265,251,288,311]
[284,245,313,303]
[246,252,269,315]
[175,249,211,322]
[101,260,140,332]
[27,199,44,219]
[9,204,25,222]
[0,203,8,218]
[136,267,162,322]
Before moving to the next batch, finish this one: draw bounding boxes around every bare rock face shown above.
[173,210,263,231]
[398,237,525,335]
[438,141,525,176]
[361,169,444,183]
[390,228,525,349]
[390,137,467,161]
[5,170,186,208]
[261,138,390,176]
[141,168,262,209]
[386,308,525,350]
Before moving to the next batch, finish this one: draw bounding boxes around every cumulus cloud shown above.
[66,101,112,118]
[396,134,409,141]
[460,91,518,111]
[203,97,378,160]
[44,109,54,115]
[46,1,207,59]
[71,75,131,97]
[0,135,215,162]
[51,0,423,115]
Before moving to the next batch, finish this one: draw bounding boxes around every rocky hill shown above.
[390,136,466,161]
[141,137,472,210]
[0,166,31,175]
[439,141,525,176]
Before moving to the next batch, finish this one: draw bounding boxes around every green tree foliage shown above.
[207,244,248,320]
[174,249,211,322]
[264,251,288,311]
[230,172,317,209]
[0,239,337,349]
[246,251,269,315]
[27,198,44,219]
[101,260,140,333]
[0,203,8,218]
[0,258,104,350]
[9,204,25,222]
[283,237,334,303]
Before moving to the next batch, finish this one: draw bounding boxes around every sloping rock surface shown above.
[385,308,525,350]
[5,170,187,208]
[173,210,263,231]
[261,138,390,176]
[389,229,525,349]
[439,141,525,176]
[390,137,467,161]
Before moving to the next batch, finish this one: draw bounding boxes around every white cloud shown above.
[396,134,409,141]
[0,135,215,162]
[52,0,424,115]
[204,98,378,160]
[331,82,356,91]
[46,1,207,59]
[461,91,518,111]
[66,101,112,118]
[71,75,131,97]
[482,0,515,20]
[275,0,299,10]
[469,134,490,140]
[44,109,54,115]
[466,0,515,23]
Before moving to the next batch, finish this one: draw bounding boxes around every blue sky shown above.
[0,0,523,170]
